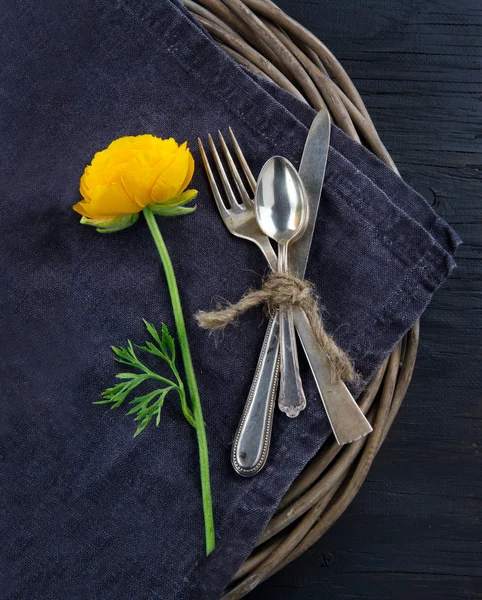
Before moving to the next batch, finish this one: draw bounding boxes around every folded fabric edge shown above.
[326,147,459,278]
[244,70,462,258]
[330,127,463,255]
[324,161,458,390]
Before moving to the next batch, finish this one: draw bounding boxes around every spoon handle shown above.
[278,306,307,417]
[277,241,306,418]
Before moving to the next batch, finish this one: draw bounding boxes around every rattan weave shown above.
[184,1,419,597]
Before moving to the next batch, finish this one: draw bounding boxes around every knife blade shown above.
[290,107,331,278]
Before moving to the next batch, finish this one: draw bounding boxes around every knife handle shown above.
[292,306,372,445]
[231,313,280,477]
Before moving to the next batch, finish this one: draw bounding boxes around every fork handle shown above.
[231,312,279,477]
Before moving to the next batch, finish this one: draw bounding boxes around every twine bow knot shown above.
[196,272,356,384]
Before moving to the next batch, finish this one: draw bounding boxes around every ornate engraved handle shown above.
[231,313,280,477]
[278,305,307,417]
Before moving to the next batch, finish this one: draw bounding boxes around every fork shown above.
[199,130,280,477]
[198,130,372,476]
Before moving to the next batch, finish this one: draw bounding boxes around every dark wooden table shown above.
[249,1,482,598]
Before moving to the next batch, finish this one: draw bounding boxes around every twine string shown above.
[196,272,356,384]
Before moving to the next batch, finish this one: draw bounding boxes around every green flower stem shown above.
[143,206,215,556]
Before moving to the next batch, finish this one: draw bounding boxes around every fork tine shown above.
[228,127,256,194]
[207,134,240,211]
[217,130,251,205]
[197,138,230,220]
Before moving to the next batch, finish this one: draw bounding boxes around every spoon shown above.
[255,156,308,418]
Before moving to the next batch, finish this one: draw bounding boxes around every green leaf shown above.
[96,374,150,409]
[136,341,165,359]
[180,394,196,428]
[138,321,175,364]
[126,389,162,415]
[148,205,196,217]
[133,419,150,437]
[160,323,175,361]
[152,189,198,208]
[79,213,139,233]
[128,387,171,437]
[127,339,136,357]
[143,320,162,347]
[111,345,137,367]
[97,321,196,437]
[149,190,197,217]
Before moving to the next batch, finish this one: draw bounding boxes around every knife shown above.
[231,109,371,477]
[290,111,373,446]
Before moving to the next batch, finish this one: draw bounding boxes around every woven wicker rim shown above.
[184,1,419,597]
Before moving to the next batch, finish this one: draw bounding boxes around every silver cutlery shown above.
[254,156,308,418]
[198,118,372,477]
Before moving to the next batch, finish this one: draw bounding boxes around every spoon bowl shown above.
[255,156,308,246]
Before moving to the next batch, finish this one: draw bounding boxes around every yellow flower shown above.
[73,135,197,231]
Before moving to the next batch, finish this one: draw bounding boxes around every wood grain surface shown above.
[248,0,482,598]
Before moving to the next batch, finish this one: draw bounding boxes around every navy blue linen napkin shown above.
[0,1,460,599]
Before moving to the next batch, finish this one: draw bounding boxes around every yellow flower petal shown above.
[73,200,94,218]
[121,169,157,208]
[86,183,141,219]
[179,152,195,195]
[79,175,91,201]
[151,150,190,202]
